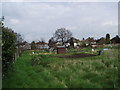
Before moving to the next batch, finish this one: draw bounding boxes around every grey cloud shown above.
[2,2,118,42]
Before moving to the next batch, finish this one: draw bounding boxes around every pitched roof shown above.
[36,42,48,45]
[16,41,28,46]
[66,37,80,43]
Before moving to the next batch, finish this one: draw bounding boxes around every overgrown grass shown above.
[3,46,119,88]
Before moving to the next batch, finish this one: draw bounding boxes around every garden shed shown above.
[57,46,66,54]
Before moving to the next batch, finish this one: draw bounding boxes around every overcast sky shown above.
[1,2,118,42]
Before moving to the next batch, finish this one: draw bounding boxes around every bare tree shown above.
[40,38,45,49]
[16,33,23,43]
[0,16,4,28]
[48,37,57,49]
[15,33,24,49]
[40,38,45,43]
[53,28,72,45]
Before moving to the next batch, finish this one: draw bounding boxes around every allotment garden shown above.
[3,44,119,88]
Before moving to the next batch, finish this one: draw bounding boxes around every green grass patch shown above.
[3,46,119,88]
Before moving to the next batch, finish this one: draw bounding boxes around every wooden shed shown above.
[57,46,66,54]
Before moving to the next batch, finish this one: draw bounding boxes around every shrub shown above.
[2,27,16,75]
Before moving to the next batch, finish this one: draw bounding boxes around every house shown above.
[65,37,81,48]
[16,41,31,50]
[80,37,96,47]
[35,42,49,50]
[85,37,96,45]
[56,41,63,46]
[24,43,31,50]
[111,35,120,44]
[96,37,106,45]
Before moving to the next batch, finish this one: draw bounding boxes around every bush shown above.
[2,27,16,75]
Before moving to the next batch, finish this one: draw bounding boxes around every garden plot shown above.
[58,53,97,58]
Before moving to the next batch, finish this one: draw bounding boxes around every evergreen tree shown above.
[106,33,110,44]
[31,41,36,50]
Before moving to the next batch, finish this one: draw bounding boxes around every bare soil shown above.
[58,53,97,58]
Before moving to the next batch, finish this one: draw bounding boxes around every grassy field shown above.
[3,46,119,88]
